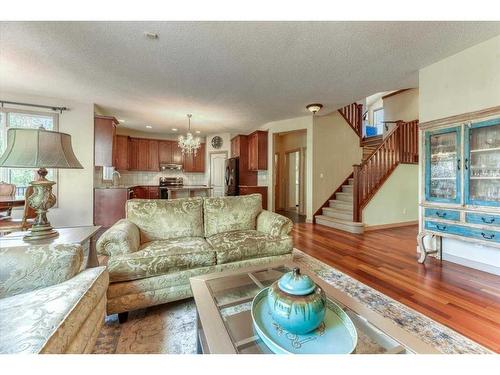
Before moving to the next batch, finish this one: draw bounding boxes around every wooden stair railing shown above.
[352,119,419,222]
[338,103,363,139]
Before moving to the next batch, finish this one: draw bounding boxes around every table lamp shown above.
[0,127,83,240]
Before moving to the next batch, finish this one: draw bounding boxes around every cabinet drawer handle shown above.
[481,232,495,240]
[481,217,495,224]
[436,224,447,231]
[464,158,469,170]
[436,212,447,218]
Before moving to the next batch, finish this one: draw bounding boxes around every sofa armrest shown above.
[0,244,83,299]
[96,219,140,257]
[256,210,293,237]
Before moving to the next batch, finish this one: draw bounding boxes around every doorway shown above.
[273,130,307,223]
[209,151,227,197]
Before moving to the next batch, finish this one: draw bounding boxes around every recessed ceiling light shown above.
[195,130,201,134]
[172,128,178,132]
[146,125,152,129]
[144,31,159,40]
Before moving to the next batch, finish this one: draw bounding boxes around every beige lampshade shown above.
[0,128,83,169]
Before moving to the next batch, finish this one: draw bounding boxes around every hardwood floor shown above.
[292,223,500,352]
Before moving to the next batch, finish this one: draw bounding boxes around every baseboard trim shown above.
[443,254,500,276]
[364,220,418,231]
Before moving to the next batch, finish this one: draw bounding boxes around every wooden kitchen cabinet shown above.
[147,140,159,171]
[248,131,268,171]
[231,135,257,186]
[158,140,173,164]
[231,136,241,158]
[148,186,160,199]
[128,138,159,171]
[94,188,128,227]
[183,143,206,173]
[114,135,129,170]
[94,115,119,167]
[239,186,268,209]
[131,186,159,199]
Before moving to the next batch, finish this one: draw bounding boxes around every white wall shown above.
[383,88,419,135]
[312,112,362,215]
[363,164,419,227]
[419,34,500,275]
[2,91,94,227]
[258,116,314,221]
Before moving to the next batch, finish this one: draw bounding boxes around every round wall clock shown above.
[211,136,223,149]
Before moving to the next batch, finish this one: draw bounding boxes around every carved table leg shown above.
[417,232,427,264]
[417,231,440,264]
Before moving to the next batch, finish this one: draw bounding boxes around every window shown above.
[0,108,59,197]
[373,108,384,134]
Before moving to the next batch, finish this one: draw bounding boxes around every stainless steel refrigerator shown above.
[225,157,239,196]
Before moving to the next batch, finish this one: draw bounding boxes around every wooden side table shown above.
[1,226,101,269]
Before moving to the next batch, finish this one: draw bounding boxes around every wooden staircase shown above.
[314,101,419,233]
[361,135,383,161]
[315,175,365,234]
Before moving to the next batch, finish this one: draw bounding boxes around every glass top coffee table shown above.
[190,261,438,354]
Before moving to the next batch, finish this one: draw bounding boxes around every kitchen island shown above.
[166,185,212,199]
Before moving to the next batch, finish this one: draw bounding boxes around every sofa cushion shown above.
[0,244,83,299]
[107,237,216,282]
[207,230,293,264]
[126,197,204,242]
[203,194,262,237]
[0,267,108,354]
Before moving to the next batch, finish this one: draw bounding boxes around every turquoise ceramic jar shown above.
[267,267,326,335]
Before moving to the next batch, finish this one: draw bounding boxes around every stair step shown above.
[322,207,353,221]
[329,199,353,210]
[341,185,353,193]
[348,178,354,185]
[336,192,353,202]
[315,215,364,234]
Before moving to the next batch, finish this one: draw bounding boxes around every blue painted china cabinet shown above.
[418,108,500,263]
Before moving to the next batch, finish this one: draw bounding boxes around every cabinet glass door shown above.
[425,127,461,204]
[465,119,500,206]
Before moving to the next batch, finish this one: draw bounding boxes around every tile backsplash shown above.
[94,167,208,187]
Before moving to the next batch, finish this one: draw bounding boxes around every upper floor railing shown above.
[352,119,419,222]
[338,103,363,138]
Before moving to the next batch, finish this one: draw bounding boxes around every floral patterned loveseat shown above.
[0,244,109,353]
[96,194,293,315]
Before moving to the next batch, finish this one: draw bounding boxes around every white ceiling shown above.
[1,21,500,135]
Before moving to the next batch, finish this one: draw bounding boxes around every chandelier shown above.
[178,114,201,155]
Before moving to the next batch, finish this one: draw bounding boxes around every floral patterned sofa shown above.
[96,194,293,316]
[0,244,108,353]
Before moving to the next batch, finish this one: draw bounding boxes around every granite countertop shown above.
[95,185,159,190]
[166,185,212,191]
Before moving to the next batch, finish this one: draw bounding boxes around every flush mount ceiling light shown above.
[172,128,178,132]
[306,103,323,114]
[195,130,201,134]
[145,125,152,129]
[118,119,125,123]
[144,31,159,40]
[178,114,201,156]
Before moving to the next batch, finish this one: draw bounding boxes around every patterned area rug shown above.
[93,249,491,354]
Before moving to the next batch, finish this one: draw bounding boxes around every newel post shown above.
[352,164,362,222]
[356,104,363,139]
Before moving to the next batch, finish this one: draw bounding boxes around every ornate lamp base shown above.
[24,168,59,242]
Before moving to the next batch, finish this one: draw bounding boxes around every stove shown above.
[159,177,183,199]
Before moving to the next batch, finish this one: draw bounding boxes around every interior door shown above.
[210,152,227,197]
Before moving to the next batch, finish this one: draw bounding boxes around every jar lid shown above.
[278,267,316,295]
